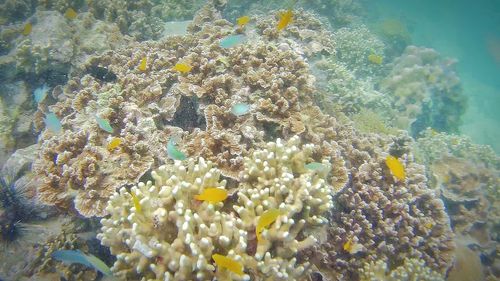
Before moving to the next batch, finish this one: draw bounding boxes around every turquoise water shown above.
[0,1,498,280]
[365,0,500,153]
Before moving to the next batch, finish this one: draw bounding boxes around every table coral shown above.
[98,136,339,280]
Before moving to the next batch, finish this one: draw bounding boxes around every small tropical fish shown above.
[107,137,122,151]
[45,112,62,133]
[212,254,244,276]
[236,16,250,27]
[173,63,192,73]
[305,162,326,171]
[220,34,247,48]
[130,191,142,213]
[424,221,434,229]
[231,103,250,116]
[138,57,147,71]
[277,9,293,31]
[195,188,228,203]
[343,238,363,254]
[368,54,383,65]
[167,138,186,160]
[64,8,78,20]
[385,155,405,181]
[34,84,49,103]
[256,208,281,241]
[22,23,32,36]
[51,250,113,276]
[95,116,113,133]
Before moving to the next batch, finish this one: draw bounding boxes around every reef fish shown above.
[107,137,121,151]
[212,254,244,276]
[343,238,363,254]
[129,191,142,213]
[368,54,383,65]
[236,16,250,27]
[305,162,326,171]
[220,34,247,48]
[385,155,405,181]
[167,138,186,160]
[52,250,113,276]
[256,208,281,241]
[44,112,62,133]
[34,84,49,103]
[64,8,78,20]
[173,63,192,73]
[231,103,250,116]
[22,23,32,36]
[277,9,293,31]
[138,57,147,71]
[95,116,113,133]
[195,188,228,203]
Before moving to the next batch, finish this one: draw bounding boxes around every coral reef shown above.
[332,25,386,77]
[414,129,500,279]
[380,46,467,135]
[98,137,339,280]
[306,134,455,280]
[32,2,348,217]
[0,10,128,87]
[359,257,444,281]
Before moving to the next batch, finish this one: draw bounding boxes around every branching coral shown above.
[98,136,339,280]
[306,134,455,281]
[359,257,444,281]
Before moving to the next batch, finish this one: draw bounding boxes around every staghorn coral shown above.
[98,136,339,280]
[359,257,444,281]
[380,46,467,135]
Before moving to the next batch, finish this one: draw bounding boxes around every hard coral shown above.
[308,135,455,280]
[98,136,338,280]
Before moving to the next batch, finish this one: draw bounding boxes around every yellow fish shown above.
[277,9,293,31]
[64,8,78,20]
[256,208,281,241]
[343,237,363,254]
[22,23,32,36]
[385,155,405,181]
[194,188,228,203]
[236,16,250,27]
[368,54,383,65]
[138,57,147,71]
[212,254,244,276]
[173,63,192,73]
[130,191,142,213]
[107,137,122,151]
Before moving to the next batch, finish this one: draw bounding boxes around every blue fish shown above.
[167,138,186,160]
[52,250,113,276]
[220,34,247,48]
[95,115,113,133]
[34,84,49,103]
[44,112,62,133]
[231,103,250,116]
